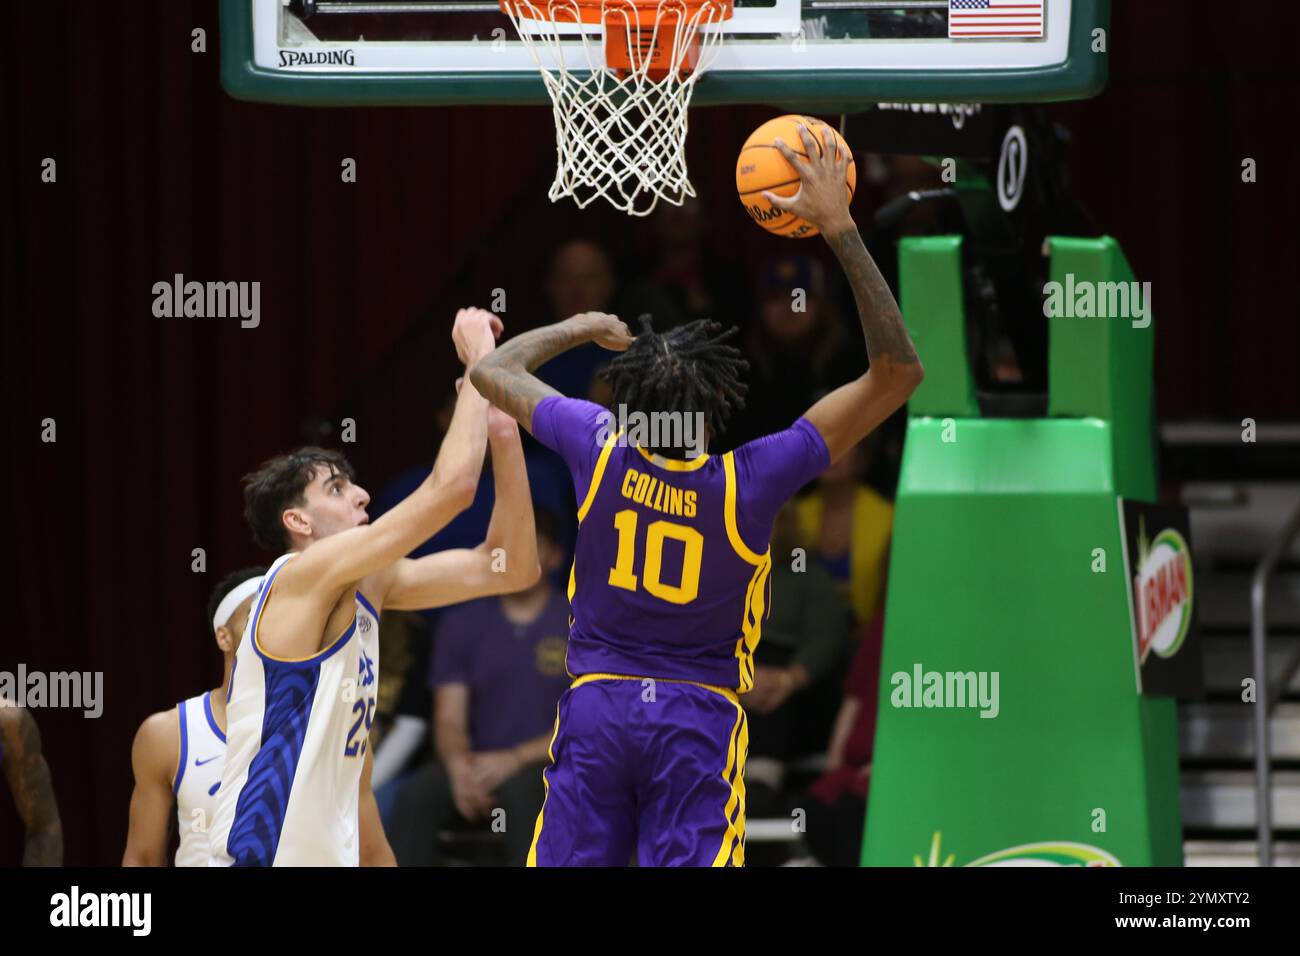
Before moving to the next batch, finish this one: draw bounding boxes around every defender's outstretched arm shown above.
[384,407,541,610]
[284,308,500,596]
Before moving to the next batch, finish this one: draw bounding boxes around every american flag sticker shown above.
[949,0,1046,40]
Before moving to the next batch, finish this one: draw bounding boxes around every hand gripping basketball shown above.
[765,123,856,236]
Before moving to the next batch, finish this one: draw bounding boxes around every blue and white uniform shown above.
[173,692,226,867]
[207,554,380,866]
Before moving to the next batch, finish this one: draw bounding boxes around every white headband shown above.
[212,576,263,633]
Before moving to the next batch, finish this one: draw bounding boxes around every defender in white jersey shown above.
[124,568,264,866]
[209,307,541,867]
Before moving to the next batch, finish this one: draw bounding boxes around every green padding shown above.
[900,237,979,419]
[862,233,1179,868]
[862,422,1181,866]
[902,418,1114,496]
[1047,236,1156,501]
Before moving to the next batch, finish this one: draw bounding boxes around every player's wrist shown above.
[564,313,597,341]
[820,213,857,239]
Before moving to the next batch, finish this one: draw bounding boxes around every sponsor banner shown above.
[1120,500,1204,698]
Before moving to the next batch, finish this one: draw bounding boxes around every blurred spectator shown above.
[535,239,619,398]
[385,510,570,866]
[371,389,575,569]
[799,608,885,867]
[621,197,751,331]
[370,611,434,824]
[727,253,864,446]
[746,505,854,817]
[793,437,893,628]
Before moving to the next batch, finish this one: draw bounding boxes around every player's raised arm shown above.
[283,308,502,595]
[122,710,178,866]
[767,123,925,463]
[383,406,542,610]
[469,311,633,433]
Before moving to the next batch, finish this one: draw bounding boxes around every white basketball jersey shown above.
[173,692,226,867]
[207,553,380,867]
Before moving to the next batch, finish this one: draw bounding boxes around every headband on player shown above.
[212,576,263,633]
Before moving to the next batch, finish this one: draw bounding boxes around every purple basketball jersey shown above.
[531,397,830,691]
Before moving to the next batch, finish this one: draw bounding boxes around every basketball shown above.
[735,115,858,238]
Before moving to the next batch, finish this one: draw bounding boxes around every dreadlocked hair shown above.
[600,315,750,453]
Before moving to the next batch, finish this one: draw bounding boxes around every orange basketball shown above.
[735,114,857,239]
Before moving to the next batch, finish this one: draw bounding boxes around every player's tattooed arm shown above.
[769,122,924,461]
[770,123,920,371]
[823,225,920,370]
[470,312,633,432]
[0,703,64,866]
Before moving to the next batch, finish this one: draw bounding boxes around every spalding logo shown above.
[739,164,756,175]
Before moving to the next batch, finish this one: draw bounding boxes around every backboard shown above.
[220,0,1110,109]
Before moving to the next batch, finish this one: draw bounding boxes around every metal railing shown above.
[1251,495,1300,866]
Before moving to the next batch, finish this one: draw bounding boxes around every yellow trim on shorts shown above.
[576,430,622,524]
[570,673,748,865]
[526,703,564,867]
[570,672,740,705]
[634,445,710,472]
[712,698,748,866]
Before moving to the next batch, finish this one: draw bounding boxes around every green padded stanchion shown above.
[860,236,1181,867]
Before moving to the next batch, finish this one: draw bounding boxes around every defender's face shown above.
[295,465,371,542]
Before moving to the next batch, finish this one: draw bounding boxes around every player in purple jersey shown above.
[471,123,924,866]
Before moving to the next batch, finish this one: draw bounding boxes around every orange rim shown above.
[501,0,733,30]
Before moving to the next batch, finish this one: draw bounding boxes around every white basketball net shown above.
[502,0,730,216]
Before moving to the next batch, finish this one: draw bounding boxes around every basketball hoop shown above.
[500,0,733,216]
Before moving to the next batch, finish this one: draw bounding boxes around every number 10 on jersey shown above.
[607,509,703,604]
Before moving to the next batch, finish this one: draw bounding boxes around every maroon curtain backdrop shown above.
[2,0,1297,864]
